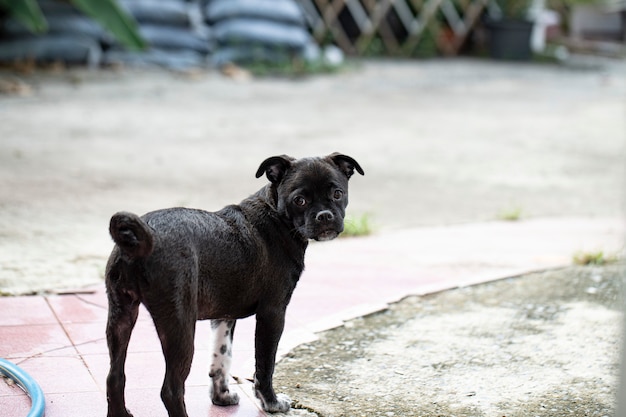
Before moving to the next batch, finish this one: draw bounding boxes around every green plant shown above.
[341,214,373,238]
[495,0,533,19]
[573,250,619,266]
[0,0,47,32]
[497,206,523,221]
[0,0,145,50]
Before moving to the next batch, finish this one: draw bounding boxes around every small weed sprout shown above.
[498,206,522,221]
[341,214,373,238]
[573,250,619,266]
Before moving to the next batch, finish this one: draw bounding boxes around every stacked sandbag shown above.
[204,0,319,66]
[103,0,214,70]
[0,0,106,67]
[0,0,333,70]
[0,0,214,69]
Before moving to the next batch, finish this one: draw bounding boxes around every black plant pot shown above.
[486,19,534,61]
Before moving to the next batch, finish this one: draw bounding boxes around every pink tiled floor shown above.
[1,218,623,417]
[0,290,268,417]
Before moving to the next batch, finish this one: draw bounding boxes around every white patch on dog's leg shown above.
[209,320,239,406]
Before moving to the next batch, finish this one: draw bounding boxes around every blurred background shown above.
[0,0,625,69]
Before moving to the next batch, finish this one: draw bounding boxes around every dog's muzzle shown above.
[312,210,341,241]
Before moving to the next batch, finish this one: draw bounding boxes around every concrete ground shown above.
[277,263,626,417]
[0,58,625,416]
[0,57,625,294]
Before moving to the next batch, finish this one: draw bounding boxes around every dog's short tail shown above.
[109,212,154,259]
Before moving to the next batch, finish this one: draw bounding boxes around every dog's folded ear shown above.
[328,153,365,179]
[256,155,295,184]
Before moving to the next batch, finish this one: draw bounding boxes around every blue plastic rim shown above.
[0,357,45,417]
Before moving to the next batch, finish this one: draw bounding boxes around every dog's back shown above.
[106,199,304,321]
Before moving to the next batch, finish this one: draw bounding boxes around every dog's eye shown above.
[333,190,344,200]
[294,196,307,207]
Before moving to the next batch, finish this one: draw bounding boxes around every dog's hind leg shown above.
[106,289,140,417]
[153,307,197,417]
[209,319,240,406]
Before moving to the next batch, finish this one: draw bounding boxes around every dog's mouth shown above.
[314,229,339,241]
[300,215,344,241]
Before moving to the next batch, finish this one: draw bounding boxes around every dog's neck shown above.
[258,183,279,211]
[244,185,310,246]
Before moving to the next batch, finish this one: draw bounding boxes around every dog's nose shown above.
[316,210,334,223]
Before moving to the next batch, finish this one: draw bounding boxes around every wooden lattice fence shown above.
[297,0,493,56]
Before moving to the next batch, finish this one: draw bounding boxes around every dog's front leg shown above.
[253,309,291,413]
[209,319,240,406]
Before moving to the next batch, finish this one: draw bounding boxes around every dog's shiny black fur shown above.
[105,153,363,417]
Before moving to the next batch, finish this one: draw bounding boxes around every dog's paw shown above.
[107,409,134,417]
[257,392,291,413]
[211,390,240,406]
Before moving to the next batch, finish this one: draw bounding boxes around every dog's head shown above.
[256,153,364,241]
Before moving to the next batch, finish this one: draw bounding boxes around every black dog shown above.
[105,153,364,417]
